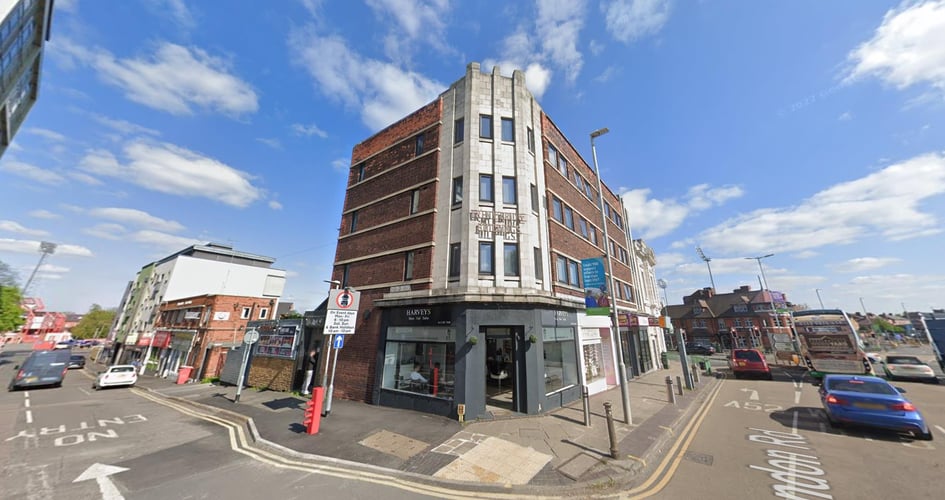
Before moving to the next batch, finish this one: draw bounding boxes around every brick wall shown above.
[352,100,442,164]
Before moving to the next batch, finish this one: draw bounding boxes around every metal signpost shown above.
[234,328,259,403]
[323,289,359,416]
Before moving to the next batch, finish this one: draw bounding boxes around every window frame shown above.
[479,174,494,203]
[527,127,535,153]
[502,176,517,205]
[479,241,495,275]
[410,189,421,214]
[449,243,461,278]
[552,197,563,222]
[404,251,415,281]
[350,210,358,232]
[415,134,424,155]
[479,114,493,139]
[452,176,463,206]
[504,242,520,277]
[501,117,514,142]
[454,118,464,144]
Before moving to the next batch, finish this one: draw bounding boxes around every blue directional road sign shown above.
[333,334,345,349]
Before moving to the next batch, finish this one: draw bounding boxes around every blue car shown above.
[819,374,932,441]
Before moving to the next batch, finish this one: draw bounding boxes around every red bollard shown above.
[303,387,325,435]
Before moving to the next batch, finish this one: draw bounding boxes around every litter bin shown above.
[176,365,194,385]
[660,352,670,369]
[698,360,707,370]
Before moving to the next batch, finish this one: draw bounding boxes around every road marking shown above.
[78,387,92,396]
[936,425,945,436]
[792,410,799,434]
[25,410,32,424]
[740,388,759,400]
[73,463,128,500]
[24,398,30,408]
[794,391,801,405]
[24,391,29,399]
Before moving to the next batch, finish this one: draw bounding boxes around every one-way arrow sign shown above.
[74,463,129,500]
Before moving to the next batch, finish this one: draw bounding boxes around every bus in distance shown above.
[792,308,872,381]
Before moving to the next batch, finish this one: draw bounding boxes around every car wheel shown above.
[917,430,934,441]
[92,384,99,390]
[733,372,742,379]
[767,373,774,381]
[929,378,940,385]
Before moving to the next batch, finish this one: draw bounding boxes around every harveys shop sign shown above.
[389,306,452,326]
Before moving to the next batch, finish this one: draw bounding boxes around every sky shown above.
[1,0,943,317]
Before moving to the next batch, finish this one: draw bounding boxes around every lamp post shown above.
[590,127,632,425]
[695,246,716,291]
[320,280,341,391]
[658,278,692,388]
[746,254,776,349]
[815,288,825,309]
[23,241,57,295]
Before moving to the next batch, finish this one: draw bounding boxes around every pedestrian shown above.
[302,347,319,395]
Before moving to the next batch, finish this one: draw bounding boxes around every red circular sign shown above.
[335,291,354,309]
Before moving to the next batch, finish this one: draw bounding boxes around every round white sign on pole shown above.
[244,329,260,345]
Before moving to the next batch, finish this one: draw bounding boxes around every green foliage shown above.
[873,318,904,334]
[280,310,303,319]
[70,304,117,339]
[0,260,20,287]
[0,285,25,333]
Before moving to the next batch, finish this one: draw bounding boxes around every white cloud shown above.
[29,210,60,220]
[845,0,945,99]
[0,221,49,237]
[0,160,66,185]
[269,200,283,210]
[536,0,586,84]
[602,0,673,43]
[38,264,70,273]
[79,140,263,208]
[55,0,78,12]
[834,257,902,273]
[654,252,686,270]
[256,138,283,150]
[68,171,104,185]
[838,111,853,121]
[291,123,328,138]
[87,207,185,232]
[331,158,349,173]
[288,29,444,130]
[90,113,161,137]
[148,0,196,30]
[697,152,945,254]
[0,239,93,257]
[57,41,258,117]
[622,184,744,239]
[26,128,67,141]
[793,250,819,259]
[83,223,127,240]
[131,230,204,252]
[366,0,452,62]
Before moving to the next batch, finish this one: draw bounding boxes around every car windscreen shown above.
[734,350,762,362]
[885,356,921,365]
[109,367,135,373]
[826,379,898,395]
[25,350,71,366]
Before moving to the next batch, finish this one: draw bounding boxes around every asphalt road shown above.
[653,348,945,499]
[0,346,440,500]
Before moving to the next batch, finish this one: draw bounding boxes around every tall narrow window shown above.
[530,184,539,212]
[502,176,517,204]
[590,227,598,245]
[479,242,494,275]
[568,260,580,286]
[501,118,514,142]
[479,114,493,139]
[452,177,463,205]
[415,134,424,155]
[555,256,568,284]
[241,307,251,319]
[404,251,415,280]
[527,127,535,153]
[356,163,365,182]
[342,264,350,288]
[504,243,519,276]
[410,189,421,214]
[259,308,269,320]
[548,145,558,167]
[454,118,464,144]
[350,210,358,232]
[557,156,568,177]
[449,243,461,278]
[563,206,574,230]
[534,247,543,280]
[552,197,563,222]
[479,174,494,202]
[579,218,588,239]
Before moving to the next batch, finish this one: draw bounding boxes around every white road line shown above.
[24,398,30,408]
[23,391,29,399]
[26,410,33,424]
[935,425,945,436]
[77,387,92,396]
[794,391,801,405]
[792,410,799,434]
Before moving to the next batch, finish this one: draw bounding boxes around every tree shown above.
[873,317,904,334]
[0,260,19,287]
[0,260,25,333]
[70,304,116,339]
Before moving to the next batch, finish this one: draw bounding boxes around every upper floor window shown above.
[480,114,493,139]
[530,184,539,212]
[527,127,535,153]
[504,243,519,276]
[563,206,574,230]
[501,118,514,142]
[259,308,269,320]
[454,118,464,144]
[404,251,415,280]
[578,218,589,239]
[350,210,358,232]
[557,155,568,177]
[415,134,424,155]
[584,183,594,200]
[410,189,421,214]
[552,197,563,222]
[548,145,558,167]
[479,242,494,275]
[502,176,517,204]
[356,162,365,182]
[479,174,494,202]
[341,264,350,288]
[534,247,543,280]
[241,307,251,319]
[452,177,463,205]
[574,174,585,193]
[449,243,461,278]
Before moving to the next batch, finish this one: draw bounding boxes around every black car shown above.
[683,343,716,356]
[8,349,71,391]
[68,354,86,370]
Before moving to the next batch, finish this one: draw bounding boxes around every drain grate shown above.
[684,451,714,466]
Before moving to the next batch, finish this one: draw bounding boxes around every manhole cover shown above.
[684,451,714,466]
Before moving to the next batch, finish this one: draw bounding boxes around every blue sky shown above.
[1,0,943,316]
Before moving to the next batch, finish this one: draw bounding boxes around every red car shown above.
[730,348,773,380]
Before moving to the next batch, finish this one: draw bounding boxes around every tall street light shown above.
[815,288,825,309]
[23,241,57,295]
[590,127,632,425]
[745,253,776,348]
[695,246,716,291]
[745,254,774,291]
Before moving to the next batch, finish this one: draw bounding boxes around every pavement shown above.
[89,352,726,497]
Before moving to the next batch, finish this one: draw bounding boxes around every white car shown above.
[881,355,939,384]
[93,365,138,389]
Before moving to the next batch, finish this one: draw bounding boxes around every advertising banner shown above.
[580,257,610,316]
[794,310,864,375]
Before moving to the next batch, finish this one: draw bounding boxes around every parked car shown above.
[93,365,138,390]
[729,348,773,379]
[8,349,71,391]
[67,354,86,370]
[54,340,73,350]
[819,374,932,440]
[881,356,939,384]
[683,343,716,356]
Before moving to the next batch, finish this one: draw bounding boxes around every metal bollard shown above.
[665,376,676,404]
[676,375,684,395]
[603,402,618,458]
[582,385,591,427]
[692,365,701,384]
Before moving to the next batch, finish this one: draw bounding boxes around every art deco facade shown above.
[326,63,659,419]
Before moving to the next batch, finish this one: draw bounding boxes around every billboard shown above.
[580,257,610,316]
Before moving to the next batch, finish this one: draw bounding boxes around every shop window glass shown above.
[381,340,455,399]
[583,342,605,383]
[543,327,578,394]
